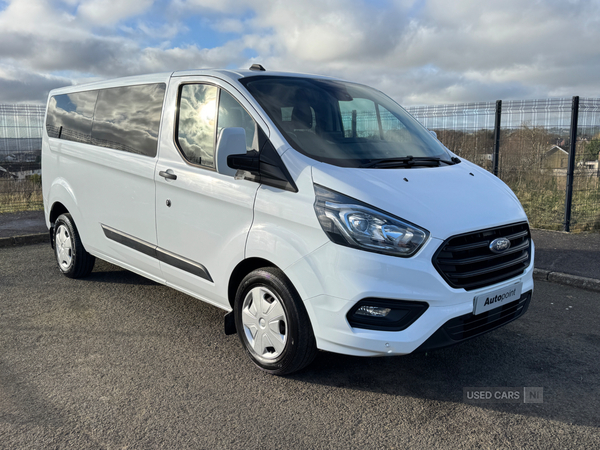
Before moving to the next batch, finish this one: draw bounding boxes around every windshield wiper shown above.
[360,155,458,169]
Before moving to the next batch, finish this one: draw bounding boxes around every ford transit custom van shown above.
[42,66,534,374]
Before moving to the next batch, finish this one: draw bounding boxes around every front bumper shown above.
[284,237,535,357]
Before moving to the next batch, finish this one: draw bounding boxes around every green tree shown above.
[584,138,600,161]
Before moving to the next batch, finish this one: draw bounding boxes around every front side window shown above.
[177,84,218,167]
[217,90,258,152]
[240,76,451,168]
[177,85,260,168]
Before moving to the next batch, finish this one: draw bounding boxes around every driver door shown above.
[154,77,264,308]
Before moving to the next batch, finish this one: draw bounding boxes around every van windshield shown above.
[240,76,451,168]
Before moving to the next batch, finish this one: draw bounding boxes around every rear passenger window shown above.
[92,83,166,157]
[45,91,97,143]
[46,83,166,158]
[177,84,218,167]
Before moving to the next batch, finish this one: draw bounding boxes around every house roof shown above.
[544,145,568,157]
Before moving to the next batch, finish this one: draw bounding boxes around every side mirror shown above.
[215,127,247,176]
[429,130,438,139]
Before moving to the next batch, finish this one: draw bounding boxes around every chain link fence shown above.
[0,104,44,213]
[1,99,599,231]
[408,98,600,232]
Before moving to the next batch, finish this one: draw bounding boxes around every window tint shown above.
[177,84,218,167]
[91,83,165,157]
[217,90,258,151]
[46,91,97,143]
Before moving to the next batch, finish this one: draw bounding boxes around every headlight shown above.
[313,184,429,257]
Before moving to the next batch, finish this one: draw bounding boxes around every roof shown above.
[172,68,341,82]
[545,145,568,156]
[48,67,344,97]
[48,72,174,96]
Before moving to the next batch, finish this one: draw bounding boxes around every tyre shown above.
[54,213,95,278]
[234,267,317,375]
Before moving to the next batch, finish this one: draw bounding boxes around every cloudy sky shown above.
[1,0,600,105]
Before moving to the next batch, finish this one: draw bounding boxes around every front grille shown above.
[433,222,531,291]
[415,291,532,353]
[443,292,531,340]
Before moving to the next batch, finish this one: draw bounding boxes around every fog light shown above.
[347,299,429,331]
[356,305,392,317]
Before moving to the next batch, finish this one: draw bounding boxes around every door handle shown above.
[159,170,177,181]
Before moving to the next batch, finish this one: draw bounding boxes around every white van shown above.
[42,66,534,375]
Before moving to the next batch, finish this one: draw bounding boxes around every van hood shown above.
[311,162,527,239]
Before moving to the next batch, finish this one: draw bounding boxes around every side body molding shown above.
[101,224,213,282]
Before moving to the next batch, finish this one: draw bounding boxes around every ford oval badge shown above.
[489,238,511,254]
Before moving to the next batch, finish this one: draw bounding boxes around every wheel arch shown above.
[48,201,69,248]
[49,201,69,225]
[46,178,85,248]
[227,257,277,309]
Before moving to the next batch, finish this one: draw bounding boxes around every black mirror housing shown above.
[227,151,260,173]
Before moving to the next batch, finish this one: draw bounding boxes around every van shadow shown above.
[290,326,599,429]
[81,260,159,286]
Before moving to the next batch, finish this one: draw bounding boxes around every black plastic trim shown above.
[156,248,213,282]
[432,222,531,291]
[257,133,298,192]
[228,128,298,192]
[102,225,157,258]
[101,224,213,282]
[415,291,532,353]
[49,225,55,249]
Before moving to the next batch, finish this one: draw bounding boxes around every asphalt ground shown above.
[1,243,599,449]
[529,229,600,280]
[0,211,47,239]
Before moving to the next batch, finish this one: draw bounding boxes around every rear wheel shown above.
[234,267,317,375]
[54,213,95,278]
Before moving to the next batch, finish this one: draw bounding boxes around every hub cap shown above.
[241,286,288,360]
[55,224,73,270]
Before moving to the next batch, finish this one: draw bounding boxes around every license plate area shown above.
[473,282,522,315]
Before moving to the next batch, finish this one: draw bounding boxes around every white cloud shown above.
[211,18,246,34]
[233,0,600,104]
[1,0,600,105]
[0,65,71,103]
[174,0,253,14]
[77,0,154,26]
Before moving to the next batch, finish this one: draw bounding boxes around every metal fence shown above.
[1,99,599,231]
[0,104,44,213]
[407,97,600,232]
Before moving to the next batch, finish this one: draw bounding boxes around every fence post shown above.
[492,100,502,177]
[564,96,580,232]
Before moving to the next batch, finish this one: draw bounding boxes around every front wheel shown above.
[234,267,317,375]
[54,213,95,278]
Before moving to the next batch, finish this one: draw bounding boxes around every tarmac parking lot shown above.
[1,243,599,449]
